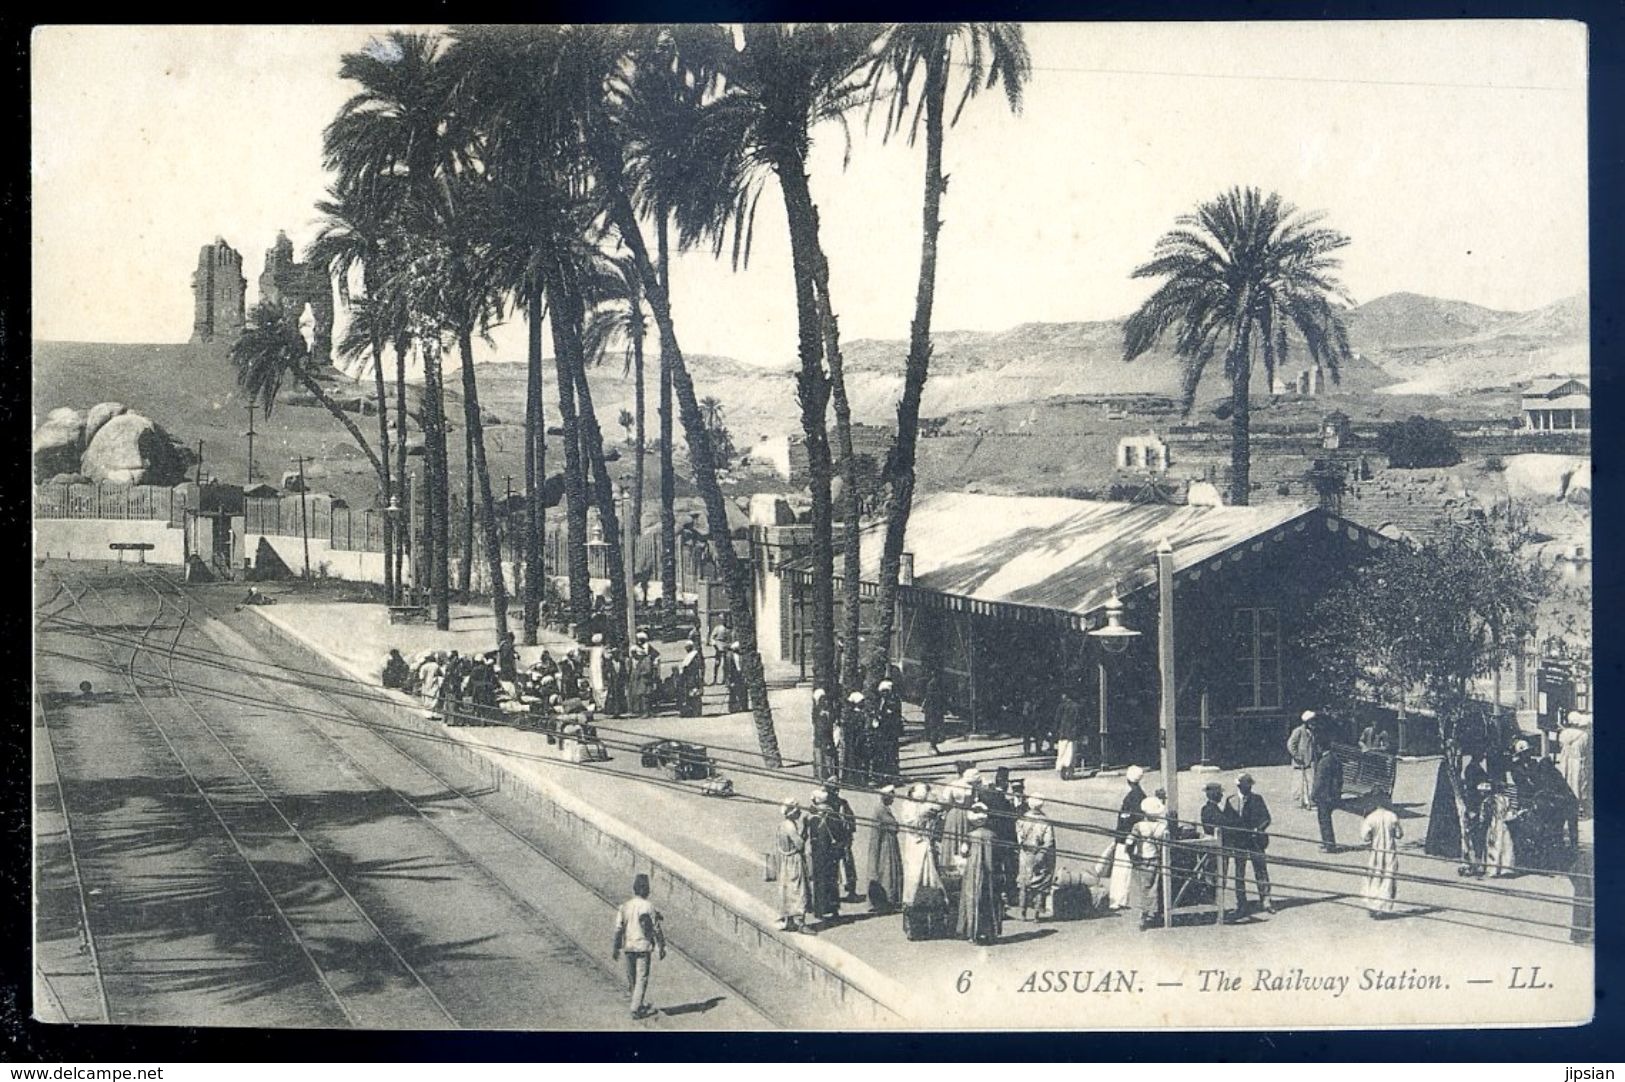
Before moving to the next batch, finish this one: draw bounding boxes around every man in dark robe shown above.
[603,647,627,717]
[840,692,869,785]
[679,644,704,717]
[627,633,654,716]
[806,792,847,920]
[871,679,905,785]
[811,688,838,774]
[957,806,1003,944]
[982,767,1020,904]
[382,649,411,690]
[726,642,749,714]
[1311,746,1344,851]
[442,652,467,726]
[824,780,861,902]
[866,786,905,913]
[921,668,945,756]
[497,631,518,684]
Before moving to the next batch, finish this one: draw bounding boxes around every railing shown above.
[244,495,387,553]
[35,483,185,524]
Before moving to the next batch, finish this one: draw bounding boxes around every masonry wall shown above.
[34,519,187,564]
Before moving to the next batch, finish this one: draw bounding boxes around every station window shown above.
[1234,607,1282,710]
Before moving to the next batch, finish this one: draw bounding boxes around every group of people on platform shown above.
[809,680,907,789]
[771,767,1058,945]
[379,615,759,726]
[1448,724,1588,877]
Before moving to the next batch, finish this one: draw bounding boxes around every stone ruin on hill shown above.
[258,230,335,365]
[189,232,335,364]
[190,237,246,350]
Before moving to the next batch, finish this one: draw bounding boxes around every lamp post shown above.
[1088,588,1140,772]
[618,479,637,649]
[290,455,311,581]
[1155,537,1178,930]
[384,496,404,604]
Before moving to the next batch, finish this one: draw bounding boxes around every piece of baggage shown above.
[661,742,712,781]
[1051,874,1094,921]
[903,885,953,941]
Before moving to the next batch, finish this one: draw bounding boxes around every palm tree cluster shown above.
[233,25,1358,773]
[230,23,1034,770]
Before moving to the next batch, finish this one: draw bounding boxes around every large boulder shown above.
[81,413,185,485]
[84,401,129,446]
[33,407,85,481]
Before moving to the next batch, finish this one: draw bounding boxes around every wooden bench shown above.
[1332,743,1397,804]
[388,605,431,625]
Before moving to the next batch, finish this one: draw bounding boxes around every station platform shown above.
[247,596,1592,1030]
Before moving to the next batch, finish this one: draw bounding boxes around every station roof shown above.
[1522,394,1591,411]
[849,493,1324,619]
[1524,377,1589,399]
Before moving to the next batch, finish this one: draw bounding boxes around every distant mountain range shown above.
[35,289,1589,490]
[588,290,1589,439]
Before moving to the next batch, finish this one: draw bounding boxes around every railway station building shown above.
[767,493,1394,769]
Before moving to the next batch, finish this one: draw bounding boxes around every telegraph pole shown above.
[194,440,204,485]
[244,403,258,483]
[291,455,311,581]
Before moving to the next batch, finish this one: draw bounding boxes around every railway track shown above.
[34,564,777,1030]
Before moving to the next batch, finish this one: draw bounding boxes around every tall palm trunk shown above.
[393,340,409,601]
[630,269,646,606]
[656,213,678,609]
[522,280,545,644]
[292,364,386,481]
[1229,318,1254,506]
[556,258,631,648]
[808,232,862,693]
[368,335,395,605]
[459,421,475,596]
[458,327,510,639]
[546,264,593,632]
[775,160,838,712]
[591,134,782,768]
[867,49,947,686]
[422,337,452,630]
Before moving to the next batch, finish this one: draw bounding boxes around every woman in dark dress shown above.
[956,806,1003,944]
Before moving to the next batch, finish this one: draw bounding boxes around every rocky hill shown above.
[1346,291,1588,395]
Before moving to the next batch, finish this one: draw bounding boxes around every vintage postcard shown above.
[30,21,1591,1032]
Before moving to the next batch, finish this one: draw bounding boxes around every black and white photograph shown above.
[29,21,1592,1033]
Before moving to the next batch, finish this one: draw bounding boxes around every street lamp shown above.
[290,455,311,581]
[1089,587,1141,773]
[618,479,637,649]
[384,496,405,605]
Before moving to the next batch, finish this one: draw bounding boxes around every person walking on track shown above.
[611,873,667,1020]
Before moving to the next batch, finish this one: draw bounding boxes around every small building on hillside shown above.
[745,423,896,485]
[1116,431,1170,472]
[1521,377,1590,431]
[773,493,1393,767]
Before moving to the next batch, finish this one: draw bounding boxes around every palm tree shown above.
[639,23,881,729]
[330,30,510,639]
[308,187,402,604]
[577,24,790,766]
[1124,186,1354,505]
[583,251,649,577]
[860,23,1030,687]
[231,300,385,482]
[326,30,461,628]
[613,36,717,613]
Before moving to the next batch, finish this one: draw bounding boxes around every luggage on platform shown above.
[903,885,953,941]
[1051,873,1095,921]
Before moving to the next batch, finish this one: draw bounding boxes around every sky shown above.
[32,21,1589,369]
